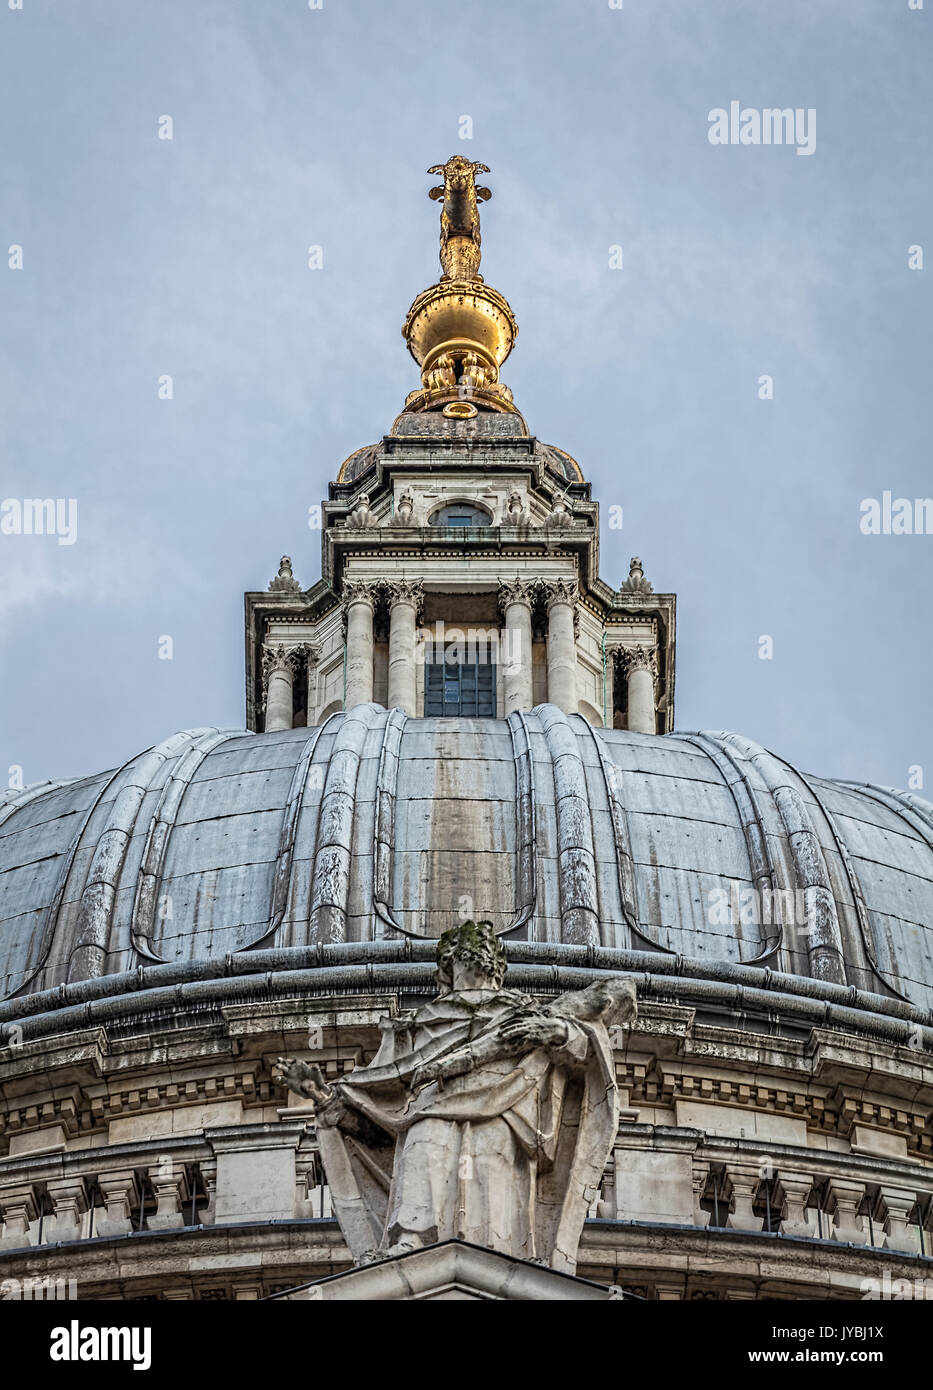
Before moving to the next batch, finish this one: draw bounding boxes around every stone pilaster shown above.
[343,580,378,709]
[543,578,578,714]
[498,579,535,714]
[386,580,423,716]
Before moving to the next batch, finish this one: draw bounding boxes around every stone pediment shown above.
[269,1240,623,1301]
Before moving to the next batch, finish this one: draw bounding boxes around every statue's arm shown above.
[272,1058,392,1146]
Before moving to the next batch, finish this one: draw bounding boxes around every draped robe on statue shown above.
[314,987,619,1273]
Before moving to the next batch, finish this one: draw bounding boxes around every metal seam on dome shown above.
[684,734,781,965]
[574,715,658,952]
[533,704,600,948]
[717,733,848,988]
[780,764,910,1005]
[308,704,386,945]
[68,730,219,984]
[238,715,341,954]
[131,729,248,963]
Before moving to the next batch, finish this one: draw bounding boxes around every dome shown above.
[335,413,583,484]
[2,707,931,1013]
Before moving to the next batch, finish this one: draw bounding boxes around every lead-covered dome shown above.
[1,707,931,1010]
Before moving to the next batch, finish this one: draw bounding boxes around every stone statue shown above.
[427,156,492,282]
[273,921,636,1273]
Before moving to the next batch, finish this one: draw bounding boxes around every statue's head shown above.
[436,920,507,993]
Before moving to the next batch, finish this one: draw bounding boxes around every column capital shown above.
[615,645,658,677]
[261,643,307,683]
[540,577,578,613]
[498,577,536,612]
[342,578,380,609]
[385,578,424,625]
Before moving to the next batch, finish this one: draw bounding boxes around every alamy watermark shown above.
[707,880,810,929]
[708,102,816,157]
[0,498,77,545]
[859,492,933,535]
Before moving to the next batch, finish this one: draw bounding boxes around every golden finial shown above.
[426,156,492,282]
[401,157,519,416]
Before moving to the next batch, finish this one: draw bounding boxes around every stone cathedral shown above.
[0,159,932,1302]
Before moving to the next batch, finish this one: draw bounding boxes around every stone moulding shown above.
[0,943,931,1050]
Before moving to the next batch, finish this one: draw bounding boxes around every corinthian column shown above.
[386,579,423,715]
[343,580,377,708]
[262,645,302,732]
[499,579,534,714]
[544,579,578,714]
[621,647,658,735]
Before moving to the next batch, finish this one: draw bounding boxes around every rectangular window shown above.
[424,654,497,717]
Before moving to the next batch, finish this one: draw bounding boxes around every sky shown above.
[1,0,930,791]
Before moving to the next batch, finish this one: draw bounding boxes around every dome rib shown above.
[308,704,386,944]
[536,705,600,948]
[716,732,848,987]
[131,729,247,963]
[680,734,780,964]
[68,730,221,984]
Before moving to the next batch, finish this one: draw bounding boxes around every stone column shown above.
[343,581,377,709]
[621,647,658,735]
[544,579,578,714]
[262,645,298,732]
[386,580,423,716]
[499,579,534,714]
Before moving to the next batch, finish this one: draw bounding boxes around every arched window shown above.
[429,503,491,528]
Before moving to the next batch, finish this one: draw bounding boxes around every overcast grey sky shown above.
[1,0,930,791]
